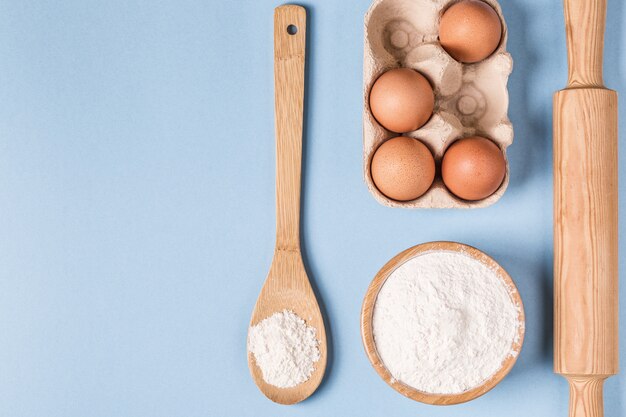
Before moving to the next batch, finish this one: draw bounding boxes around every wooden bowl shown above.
[360,241,525,405]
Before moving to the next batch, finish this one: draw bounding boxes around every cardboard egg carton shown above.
[363,0,513,208]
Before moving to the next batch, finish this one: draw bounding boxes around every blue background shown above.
[0,0,623,416]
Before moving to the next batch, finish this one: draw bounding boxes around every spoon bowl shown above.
[248,250,327,405]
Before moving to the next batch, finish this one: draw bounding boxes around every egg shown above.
[369,68,434,133]
[441,136,506,201]
[439,0,502,63]
[371,136,435,201]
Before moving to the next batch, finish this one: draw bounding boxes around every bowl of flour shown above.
[361,241,525,405]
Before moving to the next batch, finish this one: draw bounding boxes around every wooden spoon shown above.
[247,5,327,405]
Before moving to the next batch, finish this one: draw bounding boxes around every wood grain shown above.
[360,242,525,405]
[554,0,619,416]
[554,89,618,376]
[247,5,327,405]
[564,0,606,88]
[274,4,305,251]
[566,376,606,417]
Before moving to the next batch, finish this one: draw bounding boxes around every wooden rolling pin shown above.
[554,0,619,416]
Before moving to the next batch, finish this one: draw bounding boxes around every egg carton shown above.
[363,0,513,209]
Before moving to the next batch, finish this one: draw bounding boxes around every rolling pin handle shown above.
[563,0,607,88]
[566,376,606,417]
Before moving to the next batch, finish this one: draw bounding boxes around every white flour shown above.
[373,251,521,394]
[248,310,320,388]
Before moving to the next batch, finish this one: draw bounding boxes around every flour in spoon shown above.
[373,251,521,394]
[248,310,320,388]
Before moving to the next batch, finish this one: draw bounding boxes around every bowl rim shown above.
[360,241,526,405]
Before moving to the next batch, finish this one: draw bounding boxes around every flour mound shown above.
[373,251,520,394]
[248,310,320,388]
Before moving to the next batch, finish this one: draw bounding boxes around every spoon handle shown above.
[273,5,306,252]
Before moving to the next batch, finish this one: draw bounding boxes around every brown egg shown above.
[439,0,502,63]
[369,68,434,133]
[442,136,506,201]
[371,136,435,201]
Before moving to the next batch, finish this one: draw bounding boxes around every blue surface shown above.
[0,0,623,416]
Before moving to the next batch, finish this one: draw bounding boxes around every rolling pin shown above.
[554,0,619,416]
